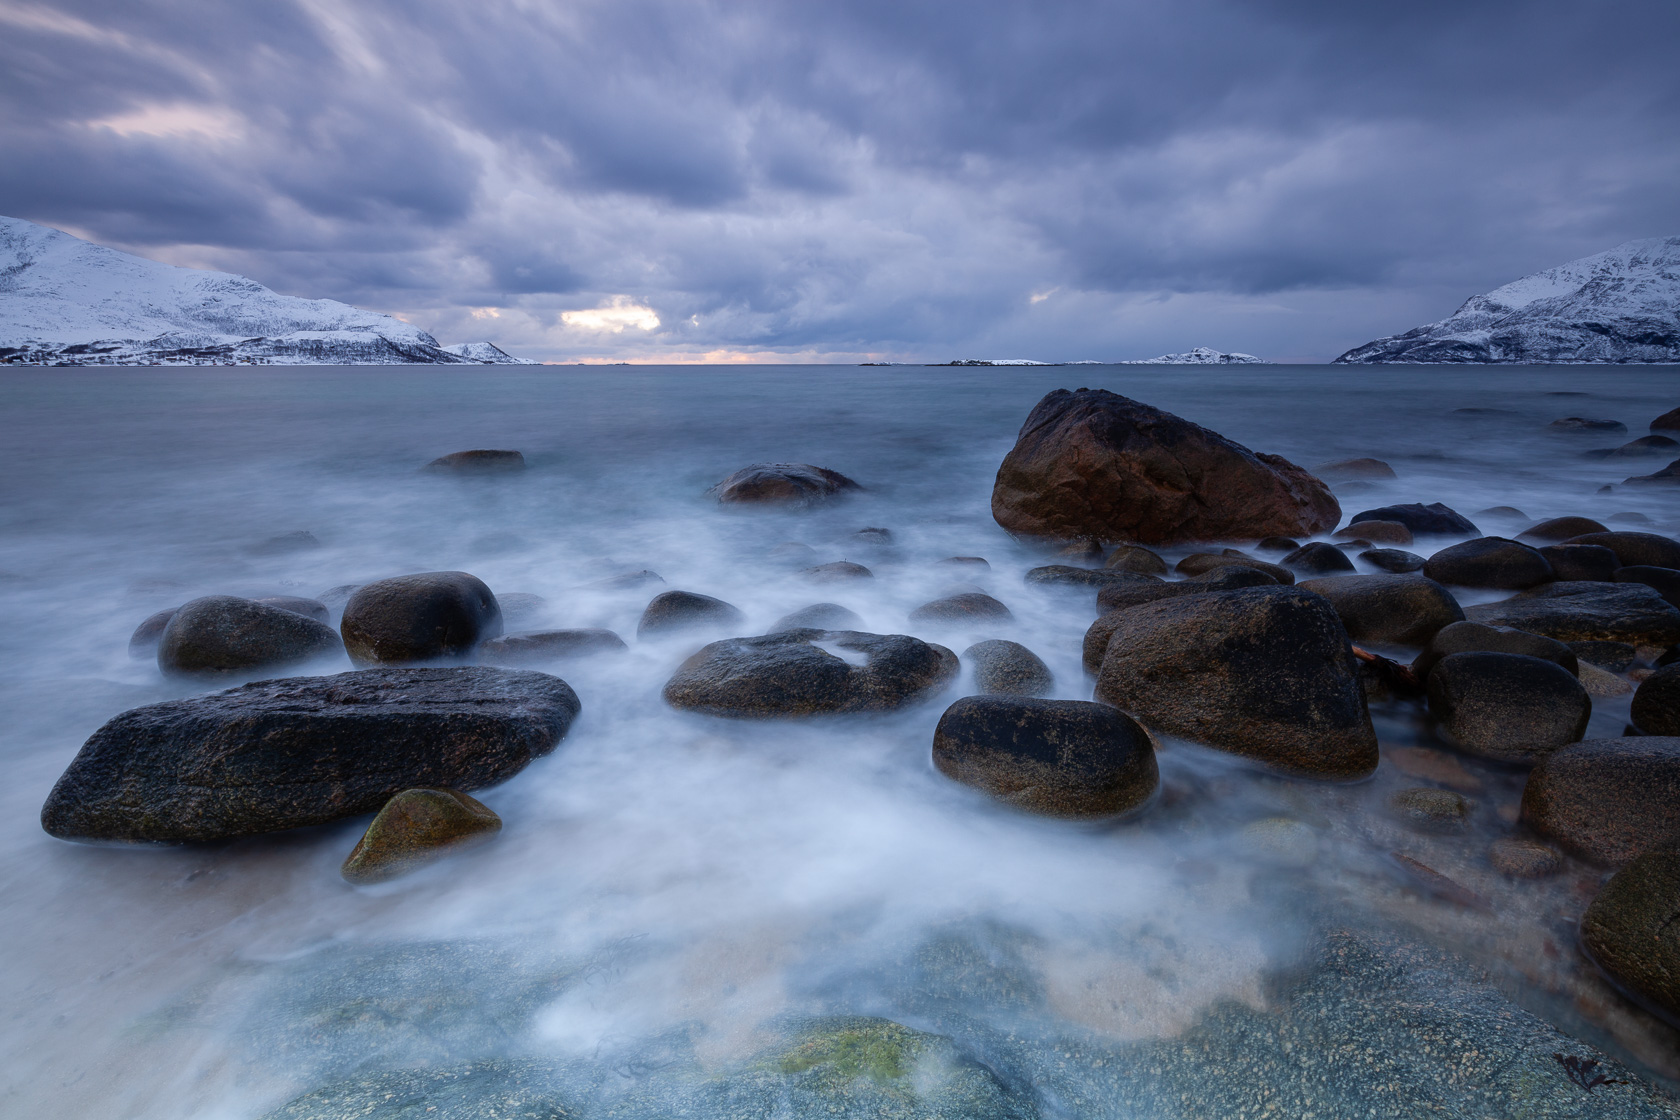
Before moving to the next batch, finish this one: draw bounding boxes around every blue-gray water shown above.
[2,364,1677,1117]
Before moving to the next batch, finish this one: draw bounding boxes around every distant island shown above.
[862,349,1267,367]
[1336,236,1680,363]
[0,216,530,366]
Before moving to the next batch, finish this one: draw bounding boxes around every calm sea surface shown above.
[2,364,1677,1117]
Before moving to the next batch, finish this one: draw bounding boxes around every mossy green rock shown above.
[342,788,502,884]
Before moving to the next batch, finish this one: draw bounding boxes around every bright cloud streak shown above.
[559,297,661,333]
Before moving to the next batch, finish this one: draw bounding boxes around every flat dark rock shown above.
[1464,581,1680,645]
[1349,502,1478,536]
[41,667,580,843]
[424,449,527,473]
[710,463,859,505]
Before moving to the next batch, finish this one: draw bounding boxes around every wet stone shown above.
[1615,564,1680,609]
[40,667,580,843]
[424,449,526,473]
[1297,573,1464,646]
[1412,620,1577,680]
[1518,515,1609,543]
[932,695,1158,818]
[1313,457,1396,481]
[1281,541,1354,575]
[1350,502,1478,536]
[1581,846,1680,1023]
[711,463,859,505]
[1177,551,1294,584]
[1388,786,1472,832]
[663,629,957,717]
[127,606,178,658]
[1563,530,1680,570]
[341,789,502,885]
[341,572,503,665]
[637,590,746,638]
[1254,536,1299,554]
[1360,547,1426,573]
[158,594,342,679]
[1632,662,1680,735]
[909,592,1012,625]
[1521,736,1680,864]
[1537,542,1619,582]
[772,603,866,633]
[1569,639,1637,671]
[1025,565,1161,589]
[1104,544,1169,575]
[1423,536,1553,590]
[938,555,990,569]
[1488,836,1562,878]
[1425,652,1590,764]
[802,560,874,583]
[1384,746,1483,793]
[1334,519,1412,545]
[1464,580,1680,646]
[478,629,628,664]
[963,639,1054,697]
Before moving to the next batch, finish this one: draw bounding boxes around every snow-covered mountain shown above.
[1119,347,1266,364]
[0,216,522,365]
[1336,237,1680,364]
[444,341,537,364]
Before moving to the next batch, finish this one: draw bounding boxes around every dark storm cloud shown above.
[1,0,1676,359]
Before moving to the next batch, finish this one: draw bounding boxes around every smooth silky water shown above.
[2,365,1678,1117]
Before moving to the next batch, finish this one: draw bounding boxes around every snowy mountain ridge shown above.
[1336,236,1680,364]
[0,216,526,365]
[1119,347,1266,364]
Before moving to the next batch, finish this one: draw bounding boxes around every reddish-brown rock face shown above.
[991,388,1340,544]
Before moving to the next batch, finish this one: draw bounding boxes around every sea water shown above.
[1,364,1677,1117]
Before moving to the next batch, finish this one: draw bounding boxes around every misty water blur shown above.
[2,364,1678,1117]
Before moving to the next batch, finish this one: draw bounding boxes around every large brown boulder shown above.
[1092,586,1377,779]
[1520,737,1680,864]
[990,388,1339,545]
[1580,846,1680,1022]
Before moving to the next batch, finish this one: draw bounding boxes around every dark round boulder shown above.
[1086,569,1279,671]
[910,592,1013,626]
[1536,543,1619,582]
[1520,737,1680,864]
[341,789,502,885]
[1622,457,1680,486]
[1581,846,1680,1022]
[1350,502,1478,537]
[1423,537,1553,590]
[853,526,894,546]
[771,603,865,632]
[1176,551,1295,584]
[663,630,957,717]
[158,595,343,679]
[1562,531,1680,570]
[1281,542,1355,575]
[1412,620,1578,680]
[424,449,526,473]
[637,590,746,638]
[40,667,579,843]
[1105,545,1169,575]
[1614,565,1680,609]
[478,629,628,664]
[938,555,990,569]
[1255,536,1299,554]
[711,463,859,505]
[933,696,1158,817]
[1549,417,1626,433]
[963,639,1054,696]
[1360,548,1426,573]
[341,573,502,666]
[1464,581,1680,645]
[1426,652,1589,763]
[251,595,331,623]
[1517,516,1609,543]
[1607,435,1680,457]
[802,561,873,583]
[1297,573,1464,647]
[990,387,1339,545]
[128,607,178,658]
[1631,662,1680,735]
[1092,586,1378,779]
[1334,520,1412,546]
[1653,406,1680,432]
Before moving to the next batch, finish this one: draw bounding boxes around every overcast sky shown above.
[3,0,1677,362]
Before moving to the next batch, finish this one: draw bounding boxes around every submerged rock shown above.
[157,595,342,679]
[264,1059,582,1120]
[990,387,1339,544]
[341,789,502,885]
[1388,786,1472,832]
[1092,586,1378,779]
[477,629,628,664]
[1563,530,1680,570]
[1359,547,1426,573]
[663,630,956,717]
[1537,542,1619,582]
[1025,565,1161,589]
[1313,457,1396,481]
[340,572,502,665]
[127,606,178,658]
[1426,652,1590,764]
[1281,542,1355,575]
[1517,515,1609,542]
[1464,581,1680,645]
[424,449,526,473]
[1104,544,1169,575]
[1521,736,1680,864]
[963,639,1054,696]
[1084,569,1277,672]
[1581,846,1680,1023]
[40,668,579,843]
[1334,519,1412,545]
[909,592,1013,625]
[252,595,331,623]
[637,590,746,637]
[711,463,860,505]
[1297,573,1464,646]
[933,696,1158,817]
[802,561,874,583]
[1177,552,1294,584]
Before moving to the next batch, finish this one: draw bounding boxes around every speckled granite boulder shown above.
[157,595,342,679]
[1581,846,1680,1023]
[341,789,502,885]
[1521,737,1680,864]
[663,630,957,717]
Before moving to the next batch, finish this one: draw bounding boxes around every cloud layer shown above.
[3,0,1677,361]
